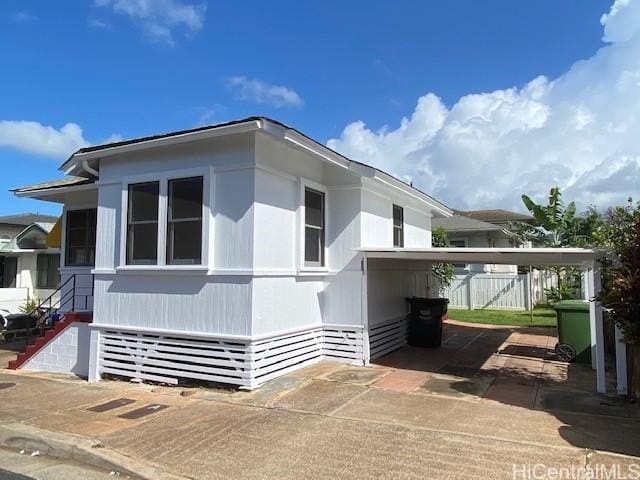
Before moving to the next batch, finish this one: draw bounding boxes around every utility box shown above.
[553,300,591,364]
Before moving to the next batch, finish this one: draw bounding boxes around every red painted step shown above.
[7,311,92,370]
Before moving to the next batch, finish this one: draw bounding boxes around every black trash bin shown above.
[406,297,449,348]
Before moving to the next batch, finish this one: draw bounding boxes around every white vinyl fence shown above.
[441,271,568,310]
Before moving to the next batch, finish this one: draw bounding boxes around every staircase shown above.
[4,274,93,370]
[7,312,92,369]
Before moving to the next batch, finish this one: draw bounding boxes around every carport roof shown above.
[358,247,605,266]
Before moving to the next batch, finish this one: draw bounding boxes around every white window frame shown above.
[298,178,328,272]
[392,204,404,248]
[118,167,211,271]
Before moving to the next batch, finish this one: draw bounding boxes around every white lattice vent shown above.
[323,325,364,364]
[369,316,407,360]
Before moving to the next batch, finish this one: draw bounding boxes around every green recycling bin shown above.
[552,300,591,364]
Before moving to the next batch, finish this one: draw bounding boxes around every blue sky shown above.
[2,0,637,216]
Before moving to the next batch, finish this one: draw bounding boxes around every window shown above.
[167,177,203,265]
[450,239,467,269]
[65,209,97,266]
[0,256,17,288]
[393,205,404,247]
[37,254,60,289]
[126,181,159,265]
[304,187,325,267]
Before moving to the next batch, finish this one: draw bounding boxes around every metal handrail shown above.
[24,273,93,343]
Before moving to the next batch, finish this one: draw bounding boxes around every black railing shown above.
[25,273,93,342]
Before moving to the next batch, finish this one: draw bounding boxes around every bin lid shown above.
[552,300,590,312]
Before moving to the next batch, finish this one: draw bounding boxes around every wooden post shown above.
[615,324,628,395]
[467,274,473,310]
[87,326,101,383]
[528,266,534,323]
[587,263,606,394]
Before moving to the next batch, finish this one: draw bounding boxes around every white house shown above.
[432,213,527,275]
[0,213,60,314]
[9,117,452,388]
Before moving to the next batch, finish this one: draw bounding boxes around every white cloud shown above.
[95,0,206,45]
[0,121,119,160]
[11,11,35,23]
[88,19,110,29]
[328,0,640,211]
[226,76,304,109]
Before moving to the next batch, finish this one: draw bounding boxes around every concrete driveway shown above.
[1,320,639,480]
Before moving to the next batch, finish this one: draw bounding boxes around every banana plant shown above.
[521,187,577,247]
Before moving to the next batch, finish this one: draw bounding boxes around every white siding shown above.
[366,259,430,327]
[95,183,120,271]
[213,168,255,270]
[404,207,431,248]
[93,275,252,335]
[362,189,392,247]
[253,168,297,271]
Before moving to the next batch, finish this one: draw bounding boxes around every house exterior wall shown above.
[449,232,518,274]
[40,129,439,386]
[87,130,435,338]
[91,133,255,335]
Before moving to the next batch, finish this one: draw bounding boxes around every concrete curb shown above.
[0,423,191,480]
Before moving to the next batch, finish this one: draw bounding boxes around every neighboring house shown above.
[9,117,452,386]
[434,210,560,310]
[0,213,61,313]
[432,210,534,274]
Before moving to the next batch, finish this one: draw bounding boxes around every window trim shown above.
[299,178,328,272]
[392,204,404,248]
[119,167,210,270]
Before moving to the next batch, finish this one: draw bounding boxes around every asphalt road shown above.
[0,447,131,480]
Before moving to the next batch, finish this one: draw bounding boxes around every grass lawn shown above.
[447,307,557,327]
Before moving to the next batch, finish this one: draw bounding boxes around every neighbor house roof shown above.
[432,215,505,233]
[457,209,535,224]
[12,117,452,216]
[0,221,57,252]
[0,213,59,226]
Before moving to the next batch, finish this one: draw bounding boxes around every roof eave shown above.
[60,119,263,175]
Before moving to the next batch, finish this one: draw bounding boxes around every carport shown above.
[359,247,626,395]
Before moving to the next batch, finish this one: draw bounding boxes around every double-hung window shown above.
[125,176,204,266]
[393,204,404,247]
[65,209,97,266]
[126,182,159,265]
[167,177,203,265]
[304,187,325,267]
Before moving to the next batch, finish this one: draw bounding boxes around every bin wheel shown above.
[555,343,577,363]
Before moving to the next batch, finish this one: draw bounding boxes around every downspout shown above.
[81,159,99,177]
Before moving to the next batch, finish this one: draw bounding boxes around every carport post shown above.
[615,324,628,395]
[587,262,606,394]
